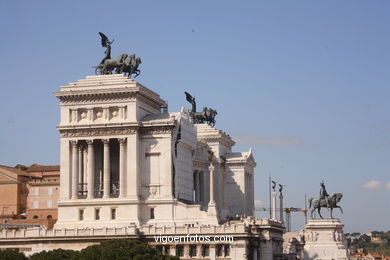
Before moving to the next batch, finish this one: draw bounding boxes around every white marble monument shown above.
[0,74,287,259]
[53,74,257,229]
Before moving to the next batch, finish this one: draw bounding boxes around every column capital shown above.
[78,144,84,152]
[70,140,78,147]
[86,139,94,146]
[118,138,127,144]
[102,138,110,145]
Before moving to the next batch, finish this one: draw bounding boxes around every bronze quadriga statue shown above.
[93,32,141,78]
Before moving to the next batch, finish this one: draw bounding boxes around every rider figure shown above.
[320,181,330,208]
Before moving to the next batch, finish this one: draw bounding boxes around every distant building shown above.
[25,164,60,222]
[0,165,30,220]
[0,164,59,228]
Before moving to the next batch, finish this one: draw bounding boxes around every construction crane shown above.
[284,207,307,232]
[255,207,308,232]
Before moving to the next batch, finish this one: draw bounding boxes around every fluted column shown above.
[195,171,200,202]
[103,139,110,199]
[196,171,202,203]
[83,147,88,196]
[272,190,277,220]
[251,174,255,215]
[222,172,227,210]
[209,164,215,205]
[71,141,79,200]
[119,138,126,198]
[87,140,95,199]
[280,191,284,223]
[78,145,83,191]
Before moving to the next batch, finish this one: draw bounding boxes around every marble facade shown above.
[53,74,256,229]
[0,74,285,259]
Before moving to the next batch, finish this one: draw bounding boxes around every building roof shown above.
[141,112,173,123]
[225,148,257,167]
[26,164,60,172]
[0,165,31,177]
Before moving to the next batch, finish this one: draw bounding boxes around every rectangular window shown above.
[34,188,39,196]
[150,208,155,219]
[33,200,39,209]
[79,209,84,221]
[189,245,197,257]
[47,200,52,208]
[48,187,53,196]
[176,245,184,257]
[95,209,100,220]
[111,208,116,220]
[216,245,223,257]
[224,245,230,256]
[202,245,209,257]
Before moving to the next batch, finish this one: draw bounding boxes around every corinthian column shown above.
[87,140,95,199]
[272,190,277,220]
[209,164,215,205]
[103,139,110,199]
[280,191,284,224]
[195,171,200,202]
[119,138,126,198]
[78,145,83,191]
[71,141,79,200]
[83,147,88,196]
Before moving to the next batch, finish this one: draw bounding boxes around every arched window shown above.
[33,215,39,219]
[46,215,52,220]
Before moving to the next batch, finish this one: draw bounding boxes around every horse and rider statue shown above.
[309,181,343,219]
[93,32,142,78]
[184,92,217,127]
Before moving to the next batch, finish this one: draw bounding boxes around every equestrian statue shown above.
[309,181,343,219]
[93,32,142,78]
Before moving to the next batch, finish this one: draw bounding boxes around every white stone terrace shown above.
[0,218,282,240]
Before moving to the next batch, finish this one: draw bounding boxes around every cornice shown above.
[59,126,138,138]
[55,75,167,108]
[198,136,235,148]
[55,90,136,106]
[140,125,175,136]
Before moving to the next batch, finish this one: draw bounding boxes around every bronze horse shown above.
[194,107,217,126]
[309,192,343,219]
[94,53,141,78]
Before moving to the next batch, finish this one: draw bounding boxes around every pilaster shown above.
[126,132,139,199]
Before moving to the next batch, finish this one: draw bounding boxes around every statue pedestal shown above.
[302,219,348,260]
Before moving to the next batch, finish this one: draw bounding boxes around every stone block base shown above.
[302,219,348,260]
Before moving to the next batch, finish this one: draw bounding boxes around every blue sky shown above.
[0,1,389,233]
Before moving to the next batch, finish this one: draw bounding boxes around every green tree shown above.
[0,250,26,260]
[78,239,178,260]
[29,249,79,260]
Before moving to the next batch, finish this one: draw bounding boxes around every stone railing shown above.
[139,223,247,235]
[0,218,282,240]
[0,226,138,239]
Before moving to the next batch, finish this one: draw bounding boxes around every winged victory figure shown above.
[99,32,114,65]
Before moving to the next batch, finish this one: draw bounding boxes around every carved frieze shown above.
[140,126,174,136]
[60,127,137,137]
[57,92,136,105]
